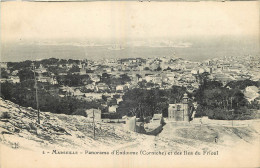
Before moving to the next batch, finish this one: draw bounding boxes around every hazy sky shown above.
[1,1,259,62]
[1,1,259,43]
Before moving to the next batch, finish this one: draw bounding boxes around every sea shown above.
[1,38,259,62]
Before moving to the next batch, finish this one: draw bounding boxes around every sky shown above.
[1,1,259,42]
[0,1,259,61]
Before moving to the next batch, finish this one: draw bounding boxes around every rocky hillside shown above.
[0,98,148,151]
[0,97,260,153]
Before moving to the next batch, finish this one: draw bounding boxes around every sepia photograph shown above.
[0,1,259,167]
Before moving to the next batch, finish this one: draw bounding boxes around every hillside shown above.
[0,97,259,152]
[0,98,148,151]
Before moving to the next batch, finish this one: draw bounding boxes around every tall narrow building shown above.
[168,93,191,121]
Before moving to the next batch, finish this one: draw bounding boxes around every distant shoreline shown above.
[1,45,259,63]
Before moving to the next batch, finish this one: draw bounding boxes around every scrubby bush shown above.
[0,112,11,119]
[72,108,87,117]
[205,107,256,120]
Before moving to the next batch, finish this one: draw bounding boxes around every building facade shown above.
[168,93,191,121]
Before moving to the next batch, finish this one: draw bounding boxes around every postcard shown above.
[0,1,259,167]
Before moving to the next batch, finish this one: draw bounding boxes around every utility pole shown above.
[32,63,40,124]
[93,109,95,139]
[231,97,233,109]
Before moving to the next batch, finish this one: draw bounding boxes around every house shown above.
[116,85,128,92]
[145,75,153,82]
[79,68,86,75]
[9,76,20,83]
[95,83,109,92]
[78,62,87,75]
[116,97,123,104]
[79,62,86,69]
[0,62,8,69]
[168,93,192,122]
[58,72,67,76]
[37,76,57,84]
[108,105,118,113]
[105,59,118,67]
[103,67,112,73]
[66,64,73,69]
[35,64,47,74]
[11,70,19,76]
[145,74,162,84]
[85,84,95,90]
[0,78,10,83]
[0,76,20,83]
[73,88,84,96]
[152,113,162,121]
[90,74,101,83]
[61,87,75,96]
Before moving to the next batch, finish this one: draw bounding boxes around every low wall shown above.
[192,117,260,127]
[145,124,163,135]
[135,121,164,135]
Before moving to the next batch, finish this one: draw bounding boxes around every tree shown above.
[8,60,32,71]
[47,66,66,75]
[136,74,142,79]
[69,65,80,73]
[194,77,252,119]
[146,82,155,88]
[38,58,59,67]
[17,69,35,82]
[120,74,131,84]
[102,95,108,102]
[0,82,13,100]
[72,108,87,117]
[155,66,162,71]
[169,86,187,103]
[195,72,210,85]
[226,79,259,90]
[163,67,172,71]
[144,67,150,71]
[117,87,185,120]
[1,68,9,78]
[68,59,79,64]
[63,74,84,86]
[138,81,146,88]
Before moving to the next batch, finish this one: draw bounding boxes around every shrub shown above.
[72,108,87,117]
[206,107,256,120]
[0,112,11,119]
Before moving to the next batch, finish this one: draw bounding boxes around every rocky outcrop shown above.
[0,98,143,151]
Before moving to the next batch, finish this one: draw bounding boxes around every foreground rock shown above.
[0,98,147,151]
